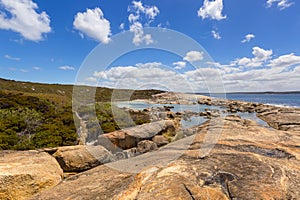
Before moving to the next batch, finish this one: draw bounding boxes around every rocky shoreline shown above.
[1,92,300,199]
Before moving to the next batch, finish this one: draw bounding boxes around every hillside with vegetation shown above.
[0,78,163,150]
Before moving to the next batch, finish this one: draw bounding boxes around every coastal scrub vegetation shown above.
[0,78,162,150]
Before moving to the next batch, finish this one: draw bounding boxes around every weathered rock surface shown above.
[0,151,63,200]
[30,165,132,200]
[30,115,300,200]
[97,120,176,152]
[137,140,157,153]
[257,107,300,131]
[53,145,115,172]
[152,135,169,147]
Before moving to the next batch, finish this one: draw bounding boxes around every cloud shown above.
[198,0,226,21]
[211,30,221,39]
[73,8,111,44]
[241,34,255,43]
[119,23,125,30]
[130,1,160,20]
[92,63,196,91]
[173,61,186,69]
[204,50,300,92]
[94,66,175,80]
[127,1,159,46]
[4,54,20,61]
[0,0,51,41]
[59,65,75,71]
[268,53,300,68]
[136,62,162,68]
[86,50,300,92]
[86,77,97,82]
[185,68,223,80]
[33,66,40,70]
[183,51,204,62]
[266,0,294,10]
[252,47,273,61]
[233,46,273,68]
[128,13,140,23]
[129,21,153,45]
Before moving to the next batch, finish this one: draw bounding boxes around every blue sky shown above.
[1,0,300,92]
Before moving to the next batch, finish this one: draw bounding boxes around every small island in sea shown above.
[1,78,300,200]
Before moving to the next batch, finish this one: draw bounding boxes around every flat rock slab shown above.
[0,151,63,200]
[257,108,300,131]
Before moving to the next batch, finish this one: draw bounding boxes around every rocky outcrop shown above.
[0,151,63,200]
[30,116,300,200]
[53,145,115,172]
[151,92,208,104]
[97,120,176,152]
[257,107,300,131]
[196,95,300,132]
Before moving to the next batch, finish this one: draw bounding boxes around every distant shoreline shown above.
[196,91,300,95]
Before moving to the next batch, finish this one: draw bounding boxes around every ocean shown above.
[205,93,300,108]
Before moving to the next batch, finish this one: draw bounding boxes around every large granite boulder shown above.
[97,120,176,152]
[0,151,63,200]
[53,145,115,172]
[30,116,300,199]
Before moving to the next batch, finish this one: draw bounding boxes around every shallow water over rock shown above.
[115,101,270,129]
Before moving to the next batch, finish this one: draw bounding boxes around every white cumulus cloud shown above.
[73,8,111,44]
[127,1,159,46]
[268,53,300,68]
[233,46,273,68]
[267,0,294,10]
[211,30,221,39]
[173,61,186,69]
[241,34,255,43]
[129,21,153,45]
[198,0,226,21]
[0,0,51,41]
[252,47,273,61]
[130,1,160,20]
[183,51,204,62]
[91,63,196,92]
